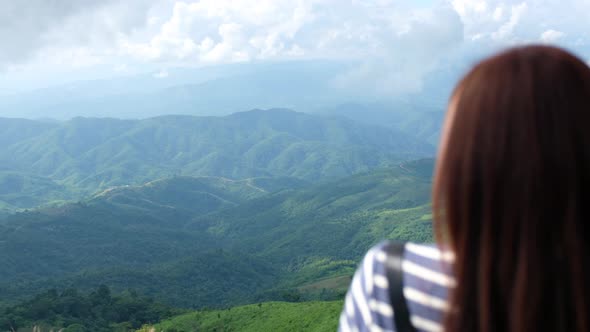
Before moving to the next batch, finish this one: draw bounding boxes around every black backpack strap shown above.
[383,241,417,332]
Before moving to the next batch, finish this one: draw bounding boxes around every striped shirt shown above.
[339,241,455,332]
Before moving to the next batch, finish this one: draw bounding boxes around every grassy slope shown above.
[138,301,343,332]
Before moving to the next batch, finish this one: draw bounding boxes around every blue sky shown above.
[0,0,589,94]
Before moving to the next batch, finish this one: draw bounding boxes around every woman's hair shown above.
[433,45,590,332]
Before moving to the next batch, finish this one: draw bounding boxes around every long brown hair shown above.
[433,45,590,332]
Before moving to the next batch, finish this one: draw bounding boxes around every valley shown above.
[0,109,437,331]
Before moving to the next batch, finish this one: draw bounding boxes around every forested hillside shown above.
[1,290,343,332]
[0,109,439,331]
[321,102,445,145]
[0,286,182,332]
[0,159,434,311]
[0,109,434,211]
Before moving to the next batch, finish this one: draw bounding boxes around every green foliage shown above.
[0,160,434,311]
[89,175,297,216]
[0,110,434,210]
[0,286,181,332]
[0,175,300,291]
[195,159,434,265]
[0,171,75,211]
[138,301,343,332]
[320,102,445,146]
[0,108,439,329]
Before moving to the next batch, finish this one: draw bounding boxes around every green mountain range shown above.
[0,61,449,120]
[0,159,434,310]
[0,109,434,211]
[0,108,438,331]
[320,102,445,146]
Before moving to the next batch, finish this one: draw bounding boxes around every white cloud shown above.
[451,1,529,42]
[153,69,169,78]
[3,0,590,93]
[333,4,463,94]
[0,0,156,69]
[452,0,488,17]
[114,64,129,73]
[540,29,565,43]
[492,6,504,21]
[110,0,463,96]
[450,0,590,49]
[121,0,316,63]
[491,3,527,41]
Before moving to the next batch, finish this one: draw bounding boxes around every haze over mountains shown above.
[0,109,436,211]
[0,59,446,330]
[0,65,443,330]
[0,45,448,332]
[0,61,451,120]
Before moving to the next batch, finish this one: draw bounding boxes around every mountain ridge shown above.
[0,160,434,307]
[0,109,434,210]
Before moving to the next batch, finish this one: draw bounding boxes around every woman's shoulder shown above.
[339,241,454,332]
[369,241,454,280]
[372,241,455,312]
[377,241,455,276]
[397,242,454,331]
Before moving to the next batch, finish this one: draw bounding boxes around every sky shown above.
[0,0,589,94]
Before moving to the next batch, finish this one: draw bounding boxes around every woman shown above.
[339,45,590,332]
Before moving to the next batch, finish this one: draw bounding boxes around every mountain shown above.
[0,61,453,127]
[0,171,74,212]
[0,118,58,146]
[0,175,299,283]
[0,61,363,119]
[0,109,434,210]
[320,101,445,145]
[192,159,433,264]
[0,159,434,308]
[89,176,307,217]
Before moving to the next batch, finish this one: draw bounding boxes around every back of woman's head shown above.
[433,45,590,332]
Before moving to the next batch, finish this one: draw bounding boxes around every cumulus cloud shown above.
[116,0,464,94]
[540,29,565,43]
[451,0,530,42]
[451,0,590,47]
[2,0,590,94]
[333,3,464,94]
[0,0,156,69]
[491,3,527,41]
[0,1,465,66]
[120,0,316,63]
